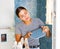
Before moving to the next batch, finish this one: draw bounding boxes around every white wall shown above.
[0,0,15,49]
[0,29,15,49]
[46,0,54,24]
[0,0,15,28]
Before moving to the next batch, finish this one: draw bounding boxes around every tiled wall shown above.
[37,0,46,23]
[37,0,52,49]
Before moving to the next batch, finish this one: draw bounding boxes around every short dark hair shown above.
[16,6,27,18]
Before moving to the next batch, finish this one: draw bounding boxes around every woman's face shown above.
[18,9,31,22]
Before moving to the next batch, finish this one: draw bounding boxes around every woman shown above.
[15,6,51,49]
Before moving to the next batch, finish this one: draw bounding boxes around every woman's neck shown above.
[23,18,32,25]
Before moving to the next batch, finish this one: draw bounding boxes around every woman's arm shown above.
[15,34,22,44]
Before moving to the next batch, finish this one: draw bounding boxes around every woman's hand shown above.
[24,32,32,39]
[41,26,51,37]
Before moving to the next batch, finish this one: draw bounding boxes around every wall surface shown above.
[0,0,15,49]
[37,0,52,49]
[37,0,46,23]
[0,29,15,49]
[0,0,14,28]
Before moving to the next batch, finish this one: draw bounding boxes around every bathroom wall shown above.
[0,0,15,28]
[37,0,52,49]
[0,0,15,49]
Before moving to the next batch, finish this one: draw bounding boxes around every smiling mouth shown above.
[26,17,29,20]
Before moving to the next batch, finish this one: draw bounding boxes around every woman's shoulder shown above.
[15,21,23,27]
